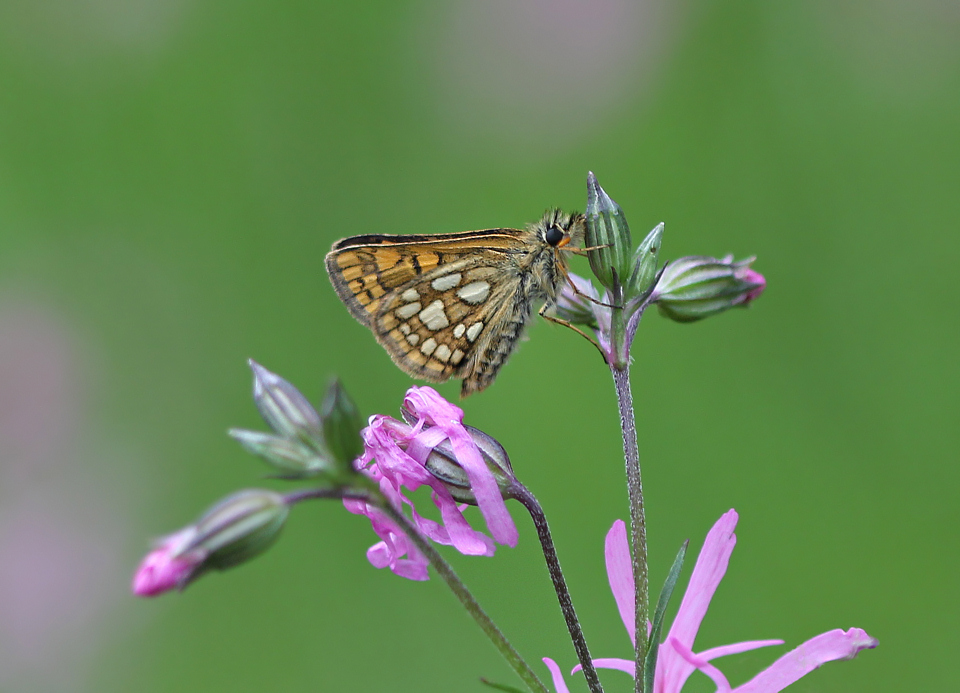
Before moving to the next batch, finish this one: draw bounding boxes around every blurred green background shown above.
[0,0,956,691]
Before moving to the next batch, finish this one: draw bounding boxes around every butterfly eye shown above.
[545,225,565,246]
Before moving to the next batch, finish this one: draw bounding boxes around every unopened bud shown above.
[320,378,363,468]
[131,489,289,596]
[193,489,289,572]
[228,428,330,477]
[652,255,765,323]
[249,360,323,443]
[422,424,517,504]
[553,273,601,327]
[627,222,664,297]
[585,172,633,293]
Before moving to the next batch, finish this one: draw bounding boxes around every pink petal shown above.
[542,658,571,693]
[656,509,739,693]
[447,427,518,546]
[131,528,202,597]
[405,386,517,547]
[698,640,785,662]
[604,519,636,644]
[733,628,878,693]
[573,658,636,677]
[669,636,733,693]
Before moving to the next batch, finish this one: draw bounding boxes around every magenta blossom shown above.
[545,510,877,693]
[344,386,518,581]
[131,527,204,597]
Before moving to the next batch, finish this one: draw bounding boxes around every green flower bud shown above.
[627,222,664,297]
[652,255,766,323]
[190,489,289,573]
[249,360,323,444]
[320,378,364,469]
[585,172,633,293]
[228,428,330,477]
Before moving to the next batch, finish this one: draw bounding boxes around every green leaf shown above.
[479,678,527,693]
[643,539,688,693]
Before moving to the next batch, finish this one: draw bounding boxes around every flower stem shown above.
[379,501,548,693]
[513,485,604,693]
[611,364,649,692]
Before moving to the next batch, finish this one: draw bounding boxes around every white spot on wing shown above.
[401,288,420,302]
[453,324,466,338]
[396,301,421,319]
[466,322,483,342]
[420,337,437,355]
[406,333,420,345]
[457,281,490,305]
[419,300,450,330]
[435,344,452,362]
[451,349,464,365]
[431,273,462,291]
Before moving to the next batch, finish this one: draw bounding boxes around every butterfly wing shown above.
[325,230,529,393]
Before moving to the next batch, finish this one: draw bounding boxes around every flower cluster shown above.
[344,386,519,580]
[131,173,876,693]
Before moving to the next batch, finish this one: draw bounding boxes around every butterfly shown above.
[325,209,585,397]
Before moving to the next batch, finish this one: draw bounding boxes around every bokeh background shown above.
[0,0,956,690]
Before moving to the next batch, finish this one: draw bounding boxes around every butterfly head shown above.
[535,209,586,252]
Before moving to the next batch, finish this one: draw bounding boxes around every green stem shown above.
[379,501,549,693]
[514,485,604,693]
[611,364,648,692]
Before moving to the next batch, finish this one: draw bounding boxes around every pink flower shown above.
[344,386,518,580]
[544,510,877,692]
[131,527,204,597]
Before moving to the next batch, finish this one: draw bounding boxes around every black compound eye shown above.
[545,225,565,246]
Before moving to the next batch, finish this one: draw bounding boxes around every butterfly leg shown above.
[538,303,608,359]
[562,272,620,309]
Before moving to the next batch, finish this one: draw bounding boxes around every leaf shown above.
[479,677,527,693]
[643,539,688,692]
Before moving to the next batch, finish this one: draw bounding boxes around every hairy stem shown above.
[612,365,649,691]
[378,501,548,693]
[514,485,604,693]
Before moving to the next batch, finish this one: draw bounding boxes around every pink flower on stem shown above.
[544,510,877,693]
[344,386,518,581]
[131,527,204,597]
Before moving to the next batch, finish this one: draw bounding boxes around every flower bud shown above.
[627,222,664,297]
[652,255,765,323]
[132,489,289,596]
[193,489,289,572]
[131,527,203,596]
[585,172,633,293]
[320,378,363,468]
[553,272,602,328]
[228,428,330,477]
[249,360,323,443]
[421,424,517,504]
